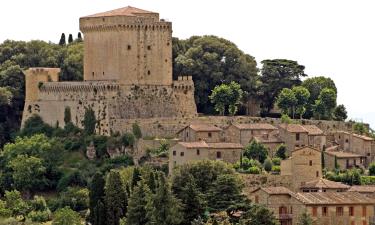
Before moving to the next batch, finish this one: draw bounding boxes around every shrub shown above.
[244,140,268,163]
[0,200,11,218]
[132,122,142,139]
[27,210,50,222]
[275,144,287,159]
[369,162,375,176]
[248,167,261,174]
[272,157,281,166]
[121,133,135,147]
[57,171,87,192]
[20,115,53,137]
[272,166,280,173]
[59,187,89,211]
[52,207,81,225]
[361,176,375,185]
[263,158,272,172]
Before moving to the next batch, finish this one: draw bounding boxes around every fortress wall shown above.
[110,116,354,138]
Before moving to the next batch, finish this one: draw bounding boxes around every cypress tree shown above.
[59,33,66,46]
[77,32,83,41]
[126,181,151,225]
[131,167,142,189]
[64,107,71,125]
[68,34,73,44]
[105,171,127,225]
[147,172,183,225]
[89,173,105,224]
[334,155,339,170]
[83,107,96,135]
[93,200,106,225]
[147,171,157,193]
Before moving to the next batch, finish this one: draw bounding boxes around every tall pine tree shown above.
[126,181,151,225]
[89,173,106,224]
[147,172,183,225]
[59,33,66,46]
[105,171,127,225]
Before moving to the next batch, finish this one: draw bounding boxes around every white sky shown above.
[1,0,374,128]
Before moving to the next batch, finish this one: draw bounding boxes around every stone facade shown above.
[281,147,322,192]
[177,124,223,143]
[324,149,366,170]
[22,6,197,133]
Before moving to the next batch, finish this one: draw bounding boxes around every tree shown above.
[297,210,313,225]
[302,76,337,118]
[59,42,84,81]
[9,155,47,196]
[77,32,83,41]
[333,104,347,121]
[131,167,142,189]
[68,34,73,44]
[334,155,339,170]
[82,107,96,135]
[275,144,287,159]
[4,190,29,217]
[353,122,368,135]
[263,158,273,172]
[173,35,258,114]
[259,59,307,113]
[132,122,142,139]
[105,171,127,225]
[369,162,375,176]
[243,140,268,163]
[59,33,66,46]
[314,88,337,120]
[126,181,151,225]
[89,173,106,225]
[239,204,278,225]
[209,82,243,116]
[64,107,72,125]
[207,174,244,212]
[20,114,54,137]
[276,88,297,117]
[147,172,183,225]
[0,87,12,105]
[52,206,81,225]
[292,86,310,119]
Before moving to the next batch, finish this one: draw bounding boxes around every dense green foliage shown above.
[369,163,375,176]
[209,81,243,115]
[297,210,313,225]
[52,207,81,225]
[243,140,268,163]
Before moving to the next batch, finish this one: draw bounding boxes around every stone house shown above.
[281,146,322,192]
[168,141,242,174]
[324,150,366,170]
[250,187,375,225]
[304,125,327,150]
[278,124,309,155]
[300,178,350,193]
[224,123,278,146]
[348,186,375,199]
[334,131,375,165]
[177,124,222,143]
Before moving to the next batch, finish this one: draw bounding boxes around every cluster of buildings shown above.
[168,122,375,225]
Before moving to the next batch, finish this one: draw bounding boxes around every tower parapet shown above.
[24,68,60,102]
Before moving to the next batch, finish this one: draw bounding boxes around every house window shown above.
[147,70,151,75]
[362,206,367,217]
[336,207,343,216]
[296,133,300,141]
[92,72,94,77]
[128,45,131,50]
[208,132,212,138]
[349,206,354,216]
[255,195,259,203]
[346,139,349,143]
[322,207,328,216]
[216,151,222,159]
[147,45,151,50]
[312,207,318,217]
[316,171,319,177]
[180,152,184,157]
[173,151,176,156]
[309,160,313,166]
[186,131,189,137]
[196,149,200,155]
[279,206,287,214]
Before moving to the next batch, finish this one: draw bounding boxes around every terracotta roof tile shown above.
[352,133,374,141]
[293,192,375,205]
[253,135,283,143]
[324,150,364,158]
[301,178,350,189]
[206,142,243,149]
[83,6,157,18]
[348,185,375,193]
[188,124,222,132]
[178,141,209,149]
[256,186,293,195]
[279,124,308,133]
[233,123,277,130]
[303,125,324,135]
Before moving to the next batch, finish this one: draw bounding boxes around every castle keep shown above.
[22,6,197,135]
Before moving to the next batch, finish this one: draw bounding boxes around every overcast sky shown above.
[1,0,374,128]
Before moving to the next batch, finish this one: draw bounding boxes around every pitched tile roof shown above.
[206,142,243,149]
[352,133,374,141]
[293,192,375,205]
[188,124,222,132]
[292,146,321,154]
[232,123,277,130]
[303,125,324,135]
[83,6,156,18]
[251,186,293,195]
[279,124,308,133]
[301,178,350,189]
[324,150,364,158]
[348,185,375,193]
[177,141,209,149]
[253,135,283,144]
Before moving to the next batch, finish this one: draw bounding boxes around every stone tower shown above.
[80,6,172,86]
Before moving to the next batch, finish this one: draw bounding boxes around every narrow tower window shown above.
[147,70,151,75]
[128,45,131,50]
[147,45,151,50]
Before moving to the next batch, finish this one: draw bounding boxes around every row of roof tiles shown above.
[177,141,243,149]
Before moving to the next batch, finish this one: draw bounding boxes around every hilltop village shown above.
[0,5,374,225]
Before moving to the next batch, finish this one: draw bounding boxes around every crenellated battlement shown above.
[173,75,194,90]
[80,22,172,33]
[39,81,119,93]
